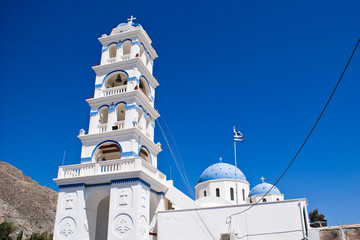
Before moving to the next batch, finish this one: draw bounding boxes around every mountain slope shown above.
[0,161,58,236]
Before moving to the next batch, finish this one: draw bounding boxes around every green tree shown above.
[16,231,23,240]
[309,208,325,222]
[0,221,16,240]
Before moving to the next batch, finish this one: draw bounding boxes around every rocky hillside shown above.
[0,161,58,236]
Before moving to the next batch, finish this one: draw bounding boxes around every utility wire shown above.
[156,118,195,198]
[227,38,360,222]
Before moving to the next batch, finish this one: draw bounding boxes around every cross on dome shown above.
[219,157,223,162]
[261,176,265,182]
[127,15,136,24]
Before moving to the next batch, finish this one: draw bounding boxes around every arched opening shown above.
[85,190,110,240]
[105,72,128,89]
[230,188,234,201]
[140,45,145,58]
[93,141,121,162]
[216,188,220,197]
[146,54,151,66]
[139,77,150,97]
[109,44,117,59]
[114,103,126,130]
[139,146,150,163]
[98,107,108,124]
[276,198,280,201]
[138,107,145,130]
[204,190,206,197]
[95,196,110,240]
[242,189,245,201]
[262,198,267,202]
[122,40,131,56]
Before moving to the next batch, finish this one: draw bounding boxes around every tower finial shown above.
[127,15,136,24]
[261,176,265,183]
[219,157,223,162]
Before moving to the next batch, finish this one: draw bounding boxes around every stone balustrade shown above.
[103,85,127,97]
[57,158,166,183]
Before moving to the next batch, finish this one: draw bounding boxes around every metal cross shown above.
[219,157,223,162]
[261,176,265,182]
[127,15,136,24]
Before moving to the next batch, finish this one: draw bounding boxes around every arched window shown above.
[114,103,125,130]
[139,146,150,163]
[276,198,280,201]
[262,198,267,202]
[122,40,131,56]
[230,188,234,201]
[139,77,150,97]
[105,72,128,89]
[242,189,245,201]
[93,142,121,162]
[204,190,206,197]
[138,108,145,130]
[109,44,117,59]
[98,107,108,124]
[216,188,220,197]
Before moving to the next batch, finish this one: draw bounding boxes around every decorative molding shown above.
[111,178,150,188]
[59,183,85,189]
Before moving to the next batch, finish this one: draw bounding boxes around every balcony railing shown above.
[103,85,127,97]
[57,158,166,183]
[107,57,116,63]
[114,120,125,130]
[98,123,107,133]
[121,54,130,61]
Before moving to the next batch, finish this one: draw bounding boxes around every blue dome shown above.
[198,163,246,184]
[249,182,281,196]
[117,22,142,28]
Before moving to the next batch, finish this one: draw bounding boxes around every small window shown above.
[230,188,234,200]
[276,198,280,201]
[242,189,245,201]
[204,190,206,197]
[262,198,267,202]
[216,188,220,197]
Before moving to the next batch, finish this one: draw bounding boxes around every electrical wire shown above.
[156,118,195,198]
[226,38,360,223]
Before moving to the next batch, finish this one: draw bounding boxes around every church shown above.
[53,17,320,240]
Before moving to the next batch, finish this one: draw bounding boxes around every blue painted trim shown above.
[91,140,122,160]
[81,157,92,163]
[98,104,110,111]
[59,183,85,189]
[90,111,97,116]
[121,151,138,158]
[128,76,139,83]
[102,42,118,52]
[150,189,164,196]
[102,70,129,85]
[111,178,150,188]
[139,145,152,165]
[114,101,127,108]
[95,84,102,88]
[126,104,138,110]
[85,182,111,188]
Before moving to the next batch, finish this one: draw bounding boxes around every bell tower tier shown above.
[53,17,168,240]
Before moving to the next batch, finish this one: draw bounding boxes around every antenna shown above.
[62,148,67,166]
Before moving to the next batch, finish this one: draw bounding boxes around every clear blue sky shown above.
[1,0,359,226]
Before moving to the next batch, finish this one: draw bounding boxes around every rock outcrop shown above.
[0,161,58,237]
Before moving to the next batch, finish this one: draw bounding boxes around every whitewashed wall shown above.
[158,199,309,240]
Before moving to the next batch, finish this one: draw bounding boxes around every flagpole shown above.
[233,124,238,205]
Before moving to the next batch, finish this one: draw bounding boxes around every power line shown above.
[227,38,360,222]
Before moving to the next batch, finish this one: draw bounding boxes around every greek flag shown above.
[234,125,245,142]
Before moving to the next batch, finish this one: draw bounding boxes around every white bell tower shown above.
[53,17,168,240]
